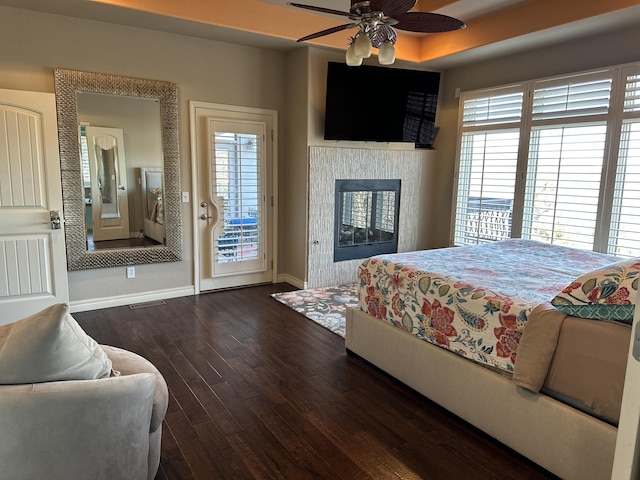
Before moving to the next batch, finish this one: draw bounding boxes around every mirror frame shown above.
[54,69,182,270]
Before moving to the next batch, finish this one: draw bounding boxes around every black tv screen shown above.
[324,62,440,147]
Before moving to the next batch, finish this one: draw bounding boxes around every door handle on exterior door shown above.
[50,210,62,230]
[200,201,212,220]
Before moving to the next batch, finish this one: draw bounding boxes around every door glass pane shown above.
[214,132,261,264]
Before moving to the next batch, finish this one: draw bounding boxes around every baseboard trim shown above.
[276,273,305,289]
[69,286,196,313]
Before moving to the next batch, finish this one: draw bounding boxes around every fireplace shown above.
[334,179,401,262]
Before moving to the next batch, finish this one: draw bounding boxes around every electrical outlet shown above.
[126,266,135,279]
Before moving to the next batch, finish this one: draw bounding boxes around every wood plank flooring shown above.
[73,283,557,480]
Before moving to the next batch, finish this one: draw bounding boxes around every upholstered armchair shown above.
[0,304,168,480]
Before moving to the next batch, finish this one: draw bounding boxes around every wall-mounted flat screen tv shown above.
[324,62,441,148]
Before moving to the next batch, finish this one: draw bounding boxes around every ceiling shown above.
[1,0,640,68]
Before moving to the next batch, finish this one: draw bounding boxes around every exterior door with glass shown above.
[193,104,275,292]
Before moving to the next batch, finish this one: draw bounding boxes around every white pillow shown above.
[0,304,112,384]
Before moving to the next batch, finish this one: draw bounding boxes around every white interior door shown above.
[85,126,130,241]
[191,103,276,292]
[0,89,68,325]
[612,293,640,478]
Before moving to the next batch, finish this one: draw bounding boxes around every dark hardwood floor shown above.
[74,283,557,480]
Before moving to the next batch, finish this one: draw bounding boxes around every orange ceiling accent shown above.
[418,0,640,62]
[415,0,459,13]
[90,0,640,64]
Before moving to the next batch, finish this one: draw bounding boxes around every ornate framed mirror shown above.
[54,69,182,270]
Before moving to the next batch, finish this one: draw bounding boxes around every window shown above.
[79,125,91,188]
[453,89,523,245]
[609,69,640,257]
[452,63,640,257]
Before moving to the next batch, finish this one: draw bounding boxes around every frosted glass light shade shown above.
[354,33,372,58]
[378,41,396,65]
[346,44,363,66]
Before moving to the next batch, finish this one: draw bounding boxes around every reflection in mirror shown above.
[140,167,165,244]
[78,94,163,248]
[54,69,182,270]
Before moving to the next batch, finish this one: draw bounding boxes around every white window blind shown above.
[462,91,524,127]
[623,73,640,113]
[214,132,261,263]
[450,66,640,254]
[454,89,523,246]
[523,124,606,250]
[609,70,640,257]
[531,75,612,121]
[523,73,611,250]
[79,126,91,188]
[454,131,520,245]
[341,190,396,243]
[374,191,397,233]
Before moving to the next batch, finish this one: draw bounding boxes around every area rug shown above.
[271,283,358,338]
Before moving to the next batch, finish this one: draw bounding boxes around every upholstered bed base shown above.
[345,307,617,480]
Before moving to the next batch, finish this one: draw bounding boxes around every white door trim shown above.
[189,101,278,294]
[612,291,640,478]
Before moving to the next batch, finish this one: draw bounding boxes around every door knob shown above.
[200,214,212,220]
[50,210,62,230]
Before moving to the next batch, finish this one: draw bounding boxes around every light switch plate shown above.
[126,266,135,279]
[182,192,190,203]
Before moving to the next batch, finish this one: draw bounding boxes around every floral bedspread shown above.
[358,239,618,373]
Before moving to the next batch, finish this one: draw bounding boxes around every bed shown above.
[139,167,164,244]
[345,239,638,480]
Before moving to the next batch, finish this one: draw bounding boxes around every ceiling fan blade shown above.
[296,23,358,42]
[369,0,416,18]
[394,12,465,33]
[288,2,351,17]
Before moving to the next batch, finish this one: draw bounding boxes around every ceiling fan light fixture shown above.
[290,1,465,67]
[354,32,372,58]
[346,43,363,66]
[378,40,395,65]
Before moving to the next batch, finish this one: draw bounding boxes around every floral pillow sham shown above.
[551,258,640,324]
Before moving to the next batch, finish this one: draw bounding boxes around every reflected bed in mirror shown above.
[54,69,182,270]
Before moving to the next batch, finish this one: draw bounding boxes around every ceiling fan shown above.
[288,0,466,65]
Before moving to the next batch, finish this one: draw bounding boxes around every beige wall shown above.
[0,6,287,304]
[4,3,632,302]
[432,23,640,248]
[281,48,310,286]
[280,47,444,286]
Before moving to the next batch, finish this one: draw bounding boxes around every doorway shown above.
[190,102,277,292]
[83,126,130,242]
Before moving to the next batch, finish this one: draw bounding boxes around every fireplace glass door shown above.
[334,179,400,262]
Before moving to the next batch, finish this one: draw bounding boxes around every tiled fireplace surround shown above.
[307,146,424,289]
